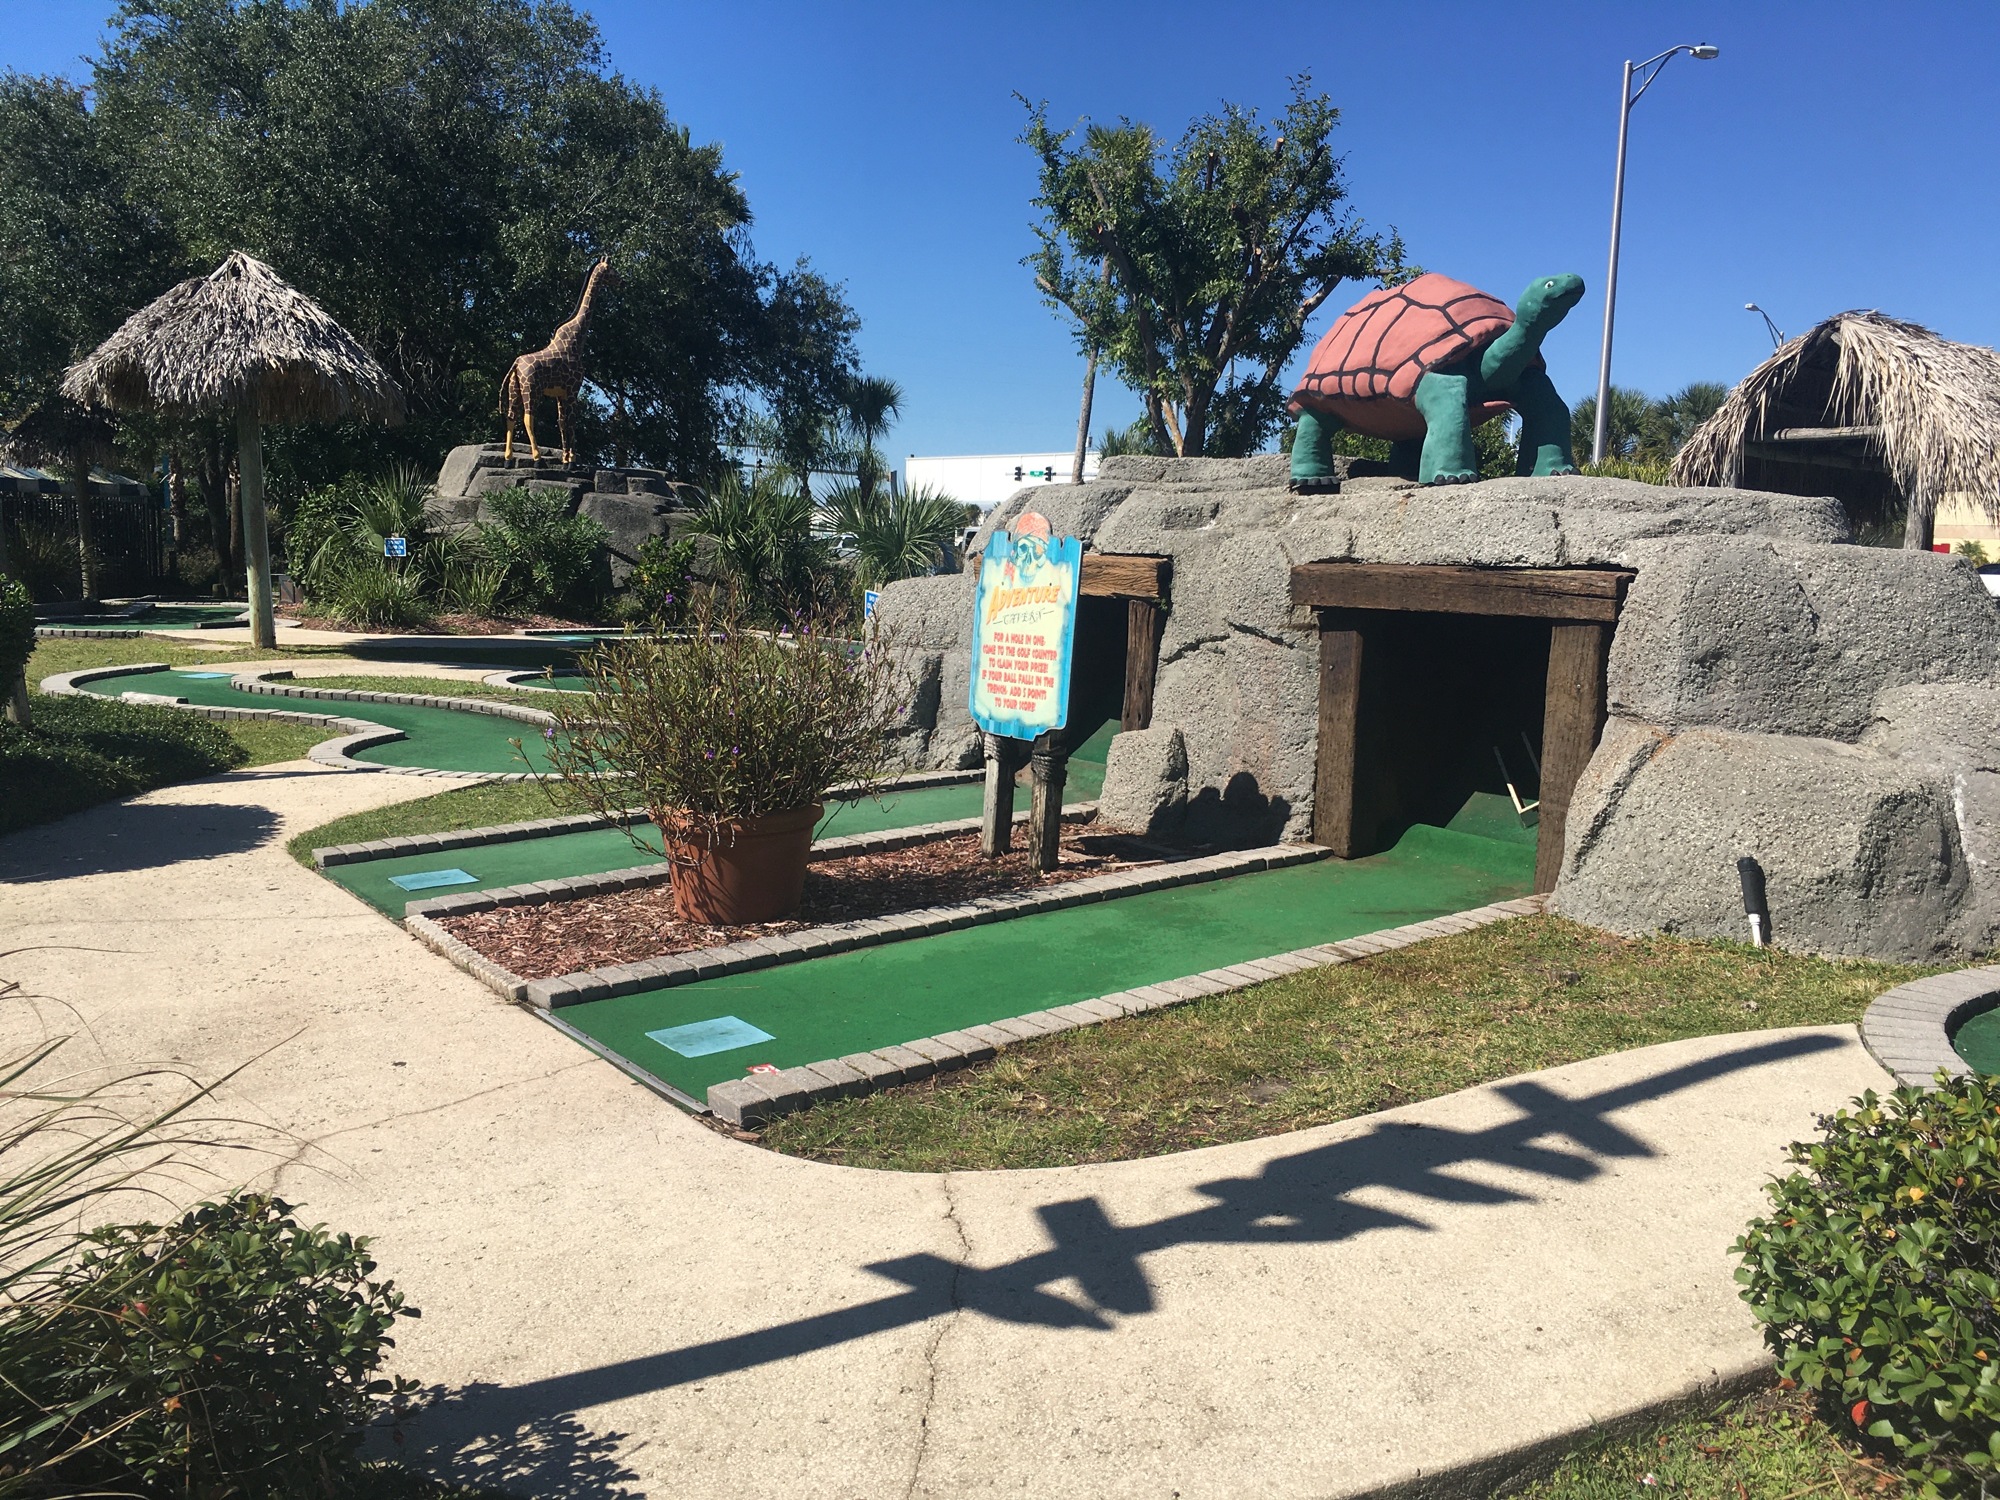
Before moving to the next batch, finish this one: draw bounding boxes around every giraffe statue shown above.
[500,258,618,464]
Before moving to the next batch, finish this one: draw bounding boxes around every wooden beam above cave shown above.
[1081,552,1171,600]
[1288,563,1633,622]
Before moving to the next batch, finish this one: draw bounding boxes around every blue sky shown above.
[10,0,1997,467]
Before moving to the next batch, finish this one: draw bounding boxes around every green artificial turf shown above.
[560,819,1535,1101]
[35,604,250,631]
[1952,1002,2000,1073]
[761,914,1936,1171]
[77,668,552,774]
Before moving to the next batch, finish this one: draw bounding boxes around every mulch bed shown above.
[436,830,1177,980]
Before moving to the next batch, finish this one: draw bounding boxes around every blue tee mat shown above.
[647,1016,777,1058]
[388,868,479,892]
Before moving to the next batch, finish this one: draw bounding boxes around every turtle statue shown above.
[1288,271,1586,489]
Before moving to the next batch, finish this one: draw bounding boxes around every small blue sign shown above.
[863,589,881,621]
[388,867,477,892]
[647,1016,776,1058]
[384,535,408,559]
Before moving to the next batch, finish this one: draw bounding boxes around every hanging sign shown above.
[968,511,1080,740]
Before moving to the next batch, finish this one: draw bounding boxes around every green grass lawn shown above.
[284,779,591,864]
[759,915,1941,1171]
[225,716,341,766]
[1523,1387,1905,1498]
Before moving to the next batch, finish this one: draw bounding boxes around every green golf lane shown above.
[559,818,1535,1102]
[1953,1004,2000,1074]
[81,667,557,774]
[324,720,1116,915]
[42,604,248,632]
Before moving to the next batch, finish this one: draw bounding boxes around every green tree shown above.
[1,0,859,512]
[1022,77,1406,459]
[841,375,904,501]
[1570,386,1656,464]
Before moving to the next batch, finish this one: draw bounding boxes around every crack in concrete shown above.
[902,1172,970,1500]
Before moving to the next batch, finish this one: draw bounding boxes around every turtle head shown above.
[1516,273,1586,334]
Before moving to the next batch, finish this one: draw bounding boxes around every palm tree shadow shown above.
[425,1030,1844,1446]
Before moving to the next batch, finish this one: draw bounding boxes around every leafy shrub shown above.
[542,593,906,847]
[689,472,842,622]
[4,523,82,602]
[0,692,244,833]
[14,1193,418,1500]
[616,534,700,626]
[310,557,435,630]
[820,482,965,589]
[442,557,509,618]
[1580,456,1673,485]
[1952,539,1990,566]
[1735,1072,2000,1494]
[0,577,32,687]
[478,489,607,616]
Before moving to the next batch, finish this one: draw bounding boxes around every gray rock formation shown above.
[1098,725,1188,837]
[874,453,2000,960]
[428,444,697,584]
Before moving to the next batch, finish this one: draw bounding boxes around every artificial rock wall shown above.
[874,455,2000,961]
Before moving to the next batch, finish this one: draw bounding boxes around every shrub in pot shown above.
[1735,1071,2000,1495]
[541,595,906,922]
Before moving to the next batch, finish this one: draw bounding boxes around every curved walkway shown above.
[0,760,1893,1499]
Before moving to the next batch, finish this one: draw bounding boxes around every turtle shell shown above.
[1291,272,1518,441]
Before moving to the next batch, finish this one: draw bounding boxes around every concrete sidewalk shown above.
[0,764,1889,1499]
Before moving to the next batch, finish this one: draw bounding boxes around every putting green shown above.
[41,604,247,632]
[1953,1004,2000,1074]
[559,818,1535,1102]
[80,667,555,774]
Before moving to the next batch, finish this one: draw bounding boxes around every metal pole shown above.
[1591,59,1635,467]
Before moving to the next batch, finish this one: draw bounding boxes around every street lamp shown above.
[1591,42,1721,465]
[1745,302,1785,349]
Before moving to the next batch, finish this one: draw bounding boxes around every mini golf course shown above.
[80,666,564,775]
[39,603,249,632]
[1954,1004,2000,1073]
[557,804,1537,1104]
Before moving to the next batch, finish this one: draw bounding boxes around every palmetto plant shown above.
[820,481,965,589]
[690,469,840,619]
[842,374,903,500]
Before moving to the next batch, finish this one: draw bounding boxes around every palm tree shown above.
[1569,386,1655,465]
[842,375,903,501]
[691,469,839,619]
[821,481,965,589]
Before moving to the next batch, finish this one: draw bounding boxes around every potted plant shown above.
[540,595,905,923]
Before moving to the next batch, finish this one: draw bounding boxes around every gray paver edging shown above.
[37,663,507,783]
[401,840,1332,1010]
[1859,965,1999,1087]
[705,893,1550,1126]
[309,767,990,867]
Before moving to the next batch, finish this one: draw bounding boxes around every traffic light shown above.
[1013,466,1024,481]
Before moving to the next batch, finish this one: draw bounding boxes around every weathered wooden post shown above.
[1027,732,1069,871]
[980,732,1030,856]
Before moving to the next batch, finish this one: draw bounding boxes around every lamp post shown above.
[1746,302,1785,349]
[1591,42,1720,465]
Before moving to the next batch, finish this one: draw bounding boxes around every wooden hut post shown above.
[72,454,99,602]
[236,411,276,648]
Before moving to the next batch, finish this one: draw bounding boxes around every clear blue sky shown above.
[10,0,1997,467]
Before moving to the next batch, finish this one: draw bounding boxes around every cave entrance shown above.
[1288,563,1635,893]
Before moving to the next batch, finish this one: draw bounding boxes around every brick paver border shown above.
[705,895,1550,1126]
[1858,965,2000,1087]
[405,837,1322,1008]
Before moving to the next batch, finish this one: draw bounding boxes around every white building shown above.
[904,451,1101,512]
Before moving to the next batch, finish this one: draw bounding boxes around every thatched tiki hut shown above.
[63,252,403,647]
[1672,311,2000,551]
[0,397,119,600]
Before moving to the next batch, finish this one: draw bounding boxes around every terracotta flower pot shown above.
[665,803,823,924]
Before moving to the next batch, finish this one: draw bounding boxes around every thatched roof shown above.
[1672,311,2000,512]
[0,396,118,469]
[62,251,404,426]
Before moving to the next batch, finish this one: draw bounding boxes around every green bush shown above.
[15,1193,418,1500]
[0,692,244,833]
[310,558,435,630]
[0,577,32,687]
[477,489,607,616]
[1735,1072,2000,1494]
[616,534,700,626]
[543,593,904,846]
